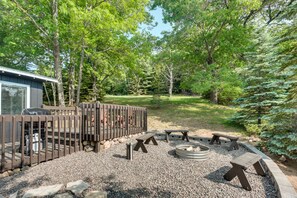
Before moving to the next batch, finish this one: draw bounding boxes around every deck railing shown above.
[0,102,147,173]
[0,115,81,173]
[41,104,80,115]
[80,103,147,142]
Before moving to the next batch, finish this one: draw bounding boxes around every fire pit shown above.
[175,144,210,161]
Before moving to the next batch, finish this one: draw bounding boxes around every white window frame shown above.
[0,81,30,115]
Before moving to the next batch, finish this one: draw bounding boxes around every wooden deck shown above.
[0,141,80,171]
[0,103,147,172]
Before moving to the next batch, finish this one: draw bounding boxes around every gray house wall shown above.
[0,74,43,108]
[0,73,44,142]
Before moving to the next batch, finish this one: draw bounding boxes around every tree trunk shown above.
[92,75,98,102]
[76,42,85,105]
[68,53,75,106]
[51,82,57,106]
[210,89,218,104]
[207,55,219,104]
[257,107,262,125]
[52,0,65,106]
[168,65,173,97]
[43,83,51,106]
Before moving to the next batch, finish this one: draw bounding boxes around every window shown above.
[0,81,30,115]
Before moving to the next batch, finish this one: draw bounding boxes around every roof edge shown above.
[0,66,58,83]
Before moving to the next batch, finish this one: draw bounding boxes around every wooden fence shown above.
[0,115,81,173]
[0,103,147,173]
[42,104,80,115]
[80,103,147,143]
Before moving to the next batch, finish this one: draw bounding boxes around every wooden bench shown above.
[209,132,239,151]
[133,133,158,153]
[224,152,266,191]
[164,130,189,142]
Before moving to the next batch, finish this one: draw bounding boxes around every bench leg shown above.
[210,135,216,144]
[253,161,266,176]
[181,132,190,142]
[228,140,239,151]
[210,135,220,145]
[224,166,238,181]
[145,136,158,145]
[224,165,252,191]
[236,166,252,191]
[165,132,171,142]
[133,141,148,153]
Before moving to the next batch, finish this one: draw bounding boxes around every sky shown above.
[140,7,172,38]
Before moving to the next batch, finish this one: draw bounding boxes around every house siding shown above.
[0,74,44,142]
[0,74,43,108]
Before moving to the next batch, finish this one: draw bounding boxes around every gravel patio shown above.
[0,136,277,197]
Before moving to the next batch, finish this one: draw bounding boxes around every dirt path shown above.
[148,116,297,192]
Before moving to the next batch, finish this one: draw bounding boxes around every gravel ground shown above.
[0,137,276,198]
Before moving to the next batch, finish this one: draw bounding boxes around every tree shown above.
[260,1,297,159]
[0,0,150,106]
[154,37,184,97]
[153,0,261,103]
[10,0,66,106]
[232,30,286,126]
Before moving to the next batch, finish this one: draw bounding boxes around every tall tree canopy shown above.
[0,0,150,105]
[152,0,261,103]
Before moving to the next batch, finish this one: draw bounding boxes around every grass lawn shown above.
[103,95,244,137]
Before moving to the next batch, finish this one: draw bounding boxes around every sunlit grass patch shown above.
[104,95,244,133]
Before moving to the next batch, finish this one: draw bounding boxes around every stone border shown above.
[0,180,107,198]
[152,132,297,198]
[240,142,297,198]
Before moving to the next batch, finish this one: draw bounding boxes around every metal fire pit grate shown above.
[175,144,210,161]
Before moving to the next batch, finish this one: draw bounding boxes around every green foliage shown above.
[152,0,256,103]
[231,30,286,126]
[259,2,297,159]
[150,94,161,109]
[244,124,264,136]
[218,85,243,105]
[0,0,151,103]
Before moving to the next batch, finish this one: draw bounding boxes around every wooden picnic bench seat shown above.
[133,133,158,153]
[224,152,266,191]
[209,132,239,151]
[164,129,189,142]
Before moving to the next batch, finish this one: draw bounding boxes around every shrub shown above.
[150,94,161,108]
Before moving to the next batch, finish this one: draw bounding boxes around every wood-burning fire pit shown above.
[175,144,210,161]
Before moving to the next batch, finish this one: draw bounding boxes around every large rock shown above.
[84,145,94,152]
[85,191,107,198]
[83,141,88,146]
[0,171,9,178]
[110,141,115,146]
[7,170,14,176]
[66,180,90,195]
[54,192,73,198]
[103,141,111,149]
[9,191,18,198]
[118,138,126,143]
[23,184,64,198]
[279,155,287,162]
[13,168,21,174]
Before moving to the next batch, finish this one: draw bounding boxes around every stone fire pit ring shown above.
[175,144,210,161]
